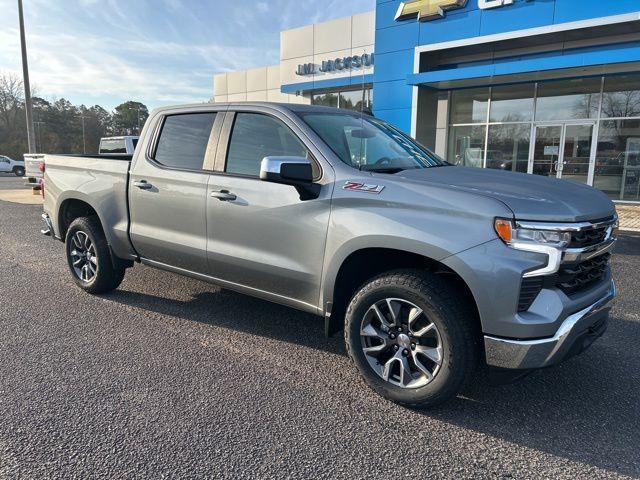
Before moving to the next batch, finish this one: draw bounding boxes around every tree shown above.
[0,74,24,128]
[112,101,149,135]
[1,69,150,156]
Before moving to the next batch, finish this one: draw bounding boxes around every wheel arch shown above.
[57,196,134,270]
[323,246,481,337]
[57,197,103,241]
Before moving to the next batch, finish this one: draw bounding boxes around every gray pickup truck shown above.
[41,103,617,407]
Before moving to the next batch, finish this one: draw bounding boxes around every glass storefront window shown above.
[312,92,338,108]
[601,74,640,119]
[486,124,530,173]
[594,119,640,201]
[443,75,640,199]
[536,78,601,121]
[489,84,534,123]
[448,125,486,167]
[312,88,372,112]
[450,88,489,124]
[340,90,365,111]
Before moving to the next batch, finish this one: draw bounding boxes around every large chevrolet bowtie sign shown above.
[395,0,519,21]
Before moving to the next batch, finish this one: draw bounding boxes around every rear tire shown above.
[13,167,25,177]
[345,269,478,408]
[65,216,125,294]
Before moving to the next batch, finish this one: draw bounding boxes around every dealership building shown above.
[214,0,640,203]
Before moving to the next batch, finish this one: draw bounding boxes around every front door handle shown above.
[210,190,237,202]
[133,180,153,190]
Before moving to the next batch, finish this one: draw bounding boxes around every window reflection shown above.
[489,84,534,123]
[594,119,640,201]
[486,124,530,173]
[450,88,489,124]
[448,125,486,167]
[312,88,372,112]
[601,75,640,119]
[312,92,338,108]
[535,78,601,121]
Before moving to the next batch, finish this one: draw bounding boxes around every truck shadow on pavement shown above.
[108,287,347,356]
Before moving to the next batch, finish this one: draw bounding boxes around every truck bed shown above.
[43,154,135,260]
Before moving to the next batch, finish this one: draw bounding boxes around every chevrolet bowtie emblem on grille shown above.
[395,0,468,21]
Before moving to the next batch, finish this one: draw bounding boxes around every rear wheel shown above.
[13,166,25,177]
[65,216,125,294]
[345,269,478,408]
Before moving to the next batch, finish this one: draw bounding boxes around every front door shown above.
[531,123,594,184]
[205,110,332,309]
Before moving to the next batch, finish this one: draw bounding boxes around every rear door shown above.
[129,109,224,273]
[205,108,333,309]
[0,157,10,172]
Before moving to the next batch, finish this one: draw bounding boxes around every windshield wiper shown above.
[359,166,407,174]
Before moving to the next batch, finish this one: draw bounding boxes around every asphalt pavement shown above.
[0,175,639,479]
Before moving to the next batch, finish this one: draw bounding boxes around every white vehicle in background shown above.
[0,155,25,177]
[99,136,139,156]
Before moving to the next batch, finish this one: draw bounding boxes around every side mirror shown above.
[260,156,320,200]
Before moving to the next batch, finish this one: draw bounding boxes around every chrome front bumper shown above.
[484,282,615,370]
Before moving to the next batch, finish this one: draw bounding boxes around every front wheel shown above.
[65,216,125,294]
[345,270,478,408]
[13,167,25,177]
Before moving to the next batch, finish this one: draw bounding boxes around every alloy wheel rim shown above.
[360,298,443,389]
[69,231,97,282]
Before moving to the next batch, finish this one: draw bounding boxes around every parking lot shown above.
[0,173,639,479]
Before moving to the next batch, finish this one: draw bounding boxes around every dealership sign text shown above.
[296,53,374,76]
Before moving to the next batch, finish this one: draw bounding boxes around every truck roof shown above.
[150,102,372,117]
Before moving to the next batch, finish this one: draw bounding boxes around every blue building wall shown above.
[373,0,640,133]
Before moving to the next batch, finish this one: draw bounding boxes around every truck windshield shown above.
[299,112,448,173]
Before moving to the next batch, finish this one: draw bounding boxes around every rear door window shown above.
[154,113,216,170]
[225,113,308,177]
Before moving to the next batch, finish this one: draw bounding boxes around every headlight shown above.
[494,219,570,246]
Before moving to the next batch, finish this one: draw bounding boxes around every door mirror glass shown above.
[260,156,320,200]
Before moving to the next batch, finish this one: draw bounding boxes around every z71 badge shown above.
[343,181,385,194]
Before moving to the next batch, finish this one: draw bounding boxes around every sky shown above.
[0,0,374,111]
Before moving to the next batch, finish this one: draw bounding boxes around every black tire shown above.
[345,269,478,408]
[13,167,25,177]
[65,216,125,294]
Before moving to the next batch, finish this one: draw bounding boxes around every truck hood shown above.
[396,166,616,223]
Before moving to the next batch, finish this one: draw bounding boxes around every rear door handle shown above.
[210,190,237,202]
[133,180,153,190]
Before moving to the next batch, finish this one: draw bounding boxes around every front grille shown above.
[568,226,609,249]
[518,277,544,312]
[556,253,611,296]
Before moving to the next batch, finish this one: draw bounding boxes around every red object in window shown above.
[39,161,45,173]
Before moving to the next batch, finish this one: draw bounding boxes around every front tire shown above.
[13,167,25,177]
[65,216,125,294]
[345,269,478,408]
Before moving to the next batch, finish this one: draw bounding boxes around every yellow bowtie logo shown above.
[395,0,468,21]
